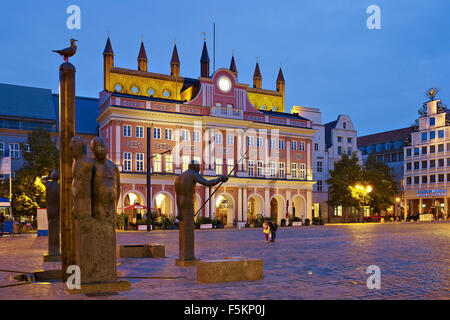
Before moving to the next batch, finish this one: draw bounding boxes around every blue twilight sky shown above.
[1,0,449,136]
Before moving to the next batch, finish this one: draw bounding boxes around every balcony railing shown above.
[210,106,243,119]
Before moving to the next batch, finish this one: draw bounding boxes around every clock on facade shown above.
[217,76,232,93]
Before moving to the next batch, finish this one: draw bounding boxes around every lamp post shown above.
[395,197,400,221]
[356,184,372,223]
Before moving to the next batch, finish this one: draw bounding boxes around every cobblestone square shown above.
[0,221,449,300]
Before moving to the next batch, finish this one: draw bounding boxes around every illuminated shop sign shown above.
[417,189,447,197]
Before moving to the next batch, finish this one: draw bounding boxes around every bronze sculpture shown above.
[53,39,78,62]
[41,170,60,260]
[175,161,228,265]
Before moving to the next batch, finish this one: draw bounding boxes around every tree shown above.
[11,127,59,221]
[327,153,362,209]
[362,155,399,214]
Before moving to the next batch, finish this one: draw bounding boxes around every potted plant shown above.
[304,218,310,226]
[254,214,264,227]
[197,216,213,229]
[288,215,302,226]
[136,217,148,231]
[280,218,286,227]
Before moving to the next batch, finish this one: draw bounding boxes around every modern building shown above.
[0,83,98,181]
[403,97,450,220]
[358,127,412,181]
[98,37,316,226]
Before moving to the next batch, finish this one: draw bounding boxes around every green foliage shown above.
[288,215,302,223]
[362,155,400,213]
[327,153,362,208]
[196,216,212,225]
[255,214,264,224]
[117,213,127,229]
[211,217,222,226]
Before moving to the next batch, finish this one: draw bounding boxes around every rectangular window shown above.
[447,158,450,167]
[414,176,420,185]
[447,174,450,182]
[438,130,444,139]
[406,148,412,157]
[337,137,342,143]
[430,131,436,140]
[299,141,305,151]
[226,134,234,145]
[256,137,263,148]
[291,163,297,179]
[406,162,412,171]
[347,148,352,156]
[270,162,277,178]
[227,159,234,176]
[430,160,436,168]
[247,136,254,147]
[430,117,436,126]
[153,154,161,172]
[314,143,319,151]
[438,144,444,152]
[279,162,285,178]
[136,153,144,171]
[182,155,190,172]
[279,139,285,150]
[257,161,263,177]
[338,146,342,155]
[422,132,427,141]
[407,177,412,185]
[270,138,276,149]
[438,158,444,167]
[9,143,19,159]
[422,160,427,169]
[153,127,161,139]
[193,130,200,142]
[165,128,173,140]
[248,160,254,176]
[165,154,173,173]
[123,152,132,171]
[414,147,420,156]
[422,176,427,184]
[317,180,323,192]
[215,158,223,175]
[215,133,223,144]
[0,143,4,157]
[317,161,323,173]
[334,206,342,216]
[447,143,450,152]
[123,125,131,137]
[181,129,190,142]
[414,162,419,170]
[430,175,436,183]
[347,137,352,143]
[422,146,427,155]
[291,141,297,151]
[299,163,306,180]
[430,145,436,153]
[438,174,444,183]
[136,126,144,138]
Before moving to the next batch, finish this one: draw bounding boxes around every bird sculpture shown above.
[52,39,78,62]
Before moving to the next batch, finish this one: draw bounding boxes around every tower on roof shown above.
[229,53,237,78]
[137,41,148,72]
[276,67,285,111]
[103,36,114,91]
[170,43,180,77]
[253,62,262,89]
[200,40,210,78]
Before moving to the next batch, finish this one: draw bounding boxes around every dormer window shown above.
[343,122,347,129]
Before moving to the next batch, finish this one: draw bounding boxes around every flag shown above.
[0,157,11,175]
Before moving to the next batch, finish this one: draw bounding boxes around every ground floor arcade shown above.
[403,188,449,220]
[117,173,314,226]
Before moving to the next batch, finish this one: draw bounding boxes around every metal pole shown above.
[147,126,151,231]
[59,62,76,280]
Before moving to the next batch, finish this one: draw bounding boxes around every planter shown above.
[254,222,263,228]
[292,221,302,227]
[200,223,213,229]
[237,222,246,229]
[137,225,148,231]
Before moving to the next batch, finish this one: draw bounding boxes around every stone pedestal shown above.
[197,257,263,283]
[175,258,199,267]
[43,253,61,262]
[117,244,165,258]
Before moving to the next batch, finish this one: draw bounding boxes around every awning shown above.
[123,204,147,210]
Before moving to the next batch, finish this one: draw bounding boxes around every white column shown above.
[419,198,423,214]
[286,189,291,218]
[264,188,270,217]
[306,190,313,220]
[205,188,210,218]
[211,191,216,218]
[238,187,243,221]
[243,188,248,222]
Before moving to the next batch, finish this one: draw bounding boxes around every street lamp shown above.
[355,184,372,222]
[395,197,400,220]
